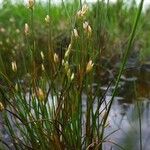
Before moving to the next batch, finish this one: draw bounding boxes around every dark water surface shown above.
[103,62,150,150]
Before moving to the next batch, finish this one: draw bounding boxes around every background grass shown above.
[0,0,148,149]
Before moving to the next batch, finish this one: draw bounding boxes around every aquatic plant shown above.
[0,0,145,149]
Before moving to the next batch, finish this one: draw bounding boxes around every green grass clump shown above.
[0,0,146,149]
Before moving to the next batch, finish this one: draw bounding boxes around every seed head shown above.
[70,73,75,81]
[86,60,94,73]
[24,23,29,35]
[15,83,18,91]
[67,68,71,78]
[83,21,92,36]
[77,4,88,18]
[45,15,50,23]
[65,44,72,59]
[40,51,44,60]
[64,61,69,71]
[82,4,89,14]
[36,88,45,102]
[28,0,35,9]
[41,64,45,71]
[11,61,17,72]
[0,102,4,112]
[0,27,6,33]
[83,21,89,29]
[54,53,59,63]
[73,29,79,38]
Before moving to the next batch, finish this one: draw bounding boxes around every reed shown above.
[0,0,145,149]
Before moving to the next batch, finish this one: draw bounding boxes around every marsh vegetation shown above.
[0,0,149,149]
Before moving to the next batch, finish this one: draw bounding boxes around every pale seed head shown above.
[45,15,50,23]
[40,51,44,60]
[0,27,6,33]
[82,4,88,14]
[64,44,72,59]
[83,21,92,36]
[24,23,29,35]
[67,69,71,78]
[36,88,45,102]
[28,0,35,9]
[87,25,92,36]
[0,102,4,112]
[15,83,18,91]
[54,53,59,63]
[86,60,94,73]
[11,61,17,72]
[77,4,88,18]
[64,61,69,71]
[83,21,89,30]
[73,29,79,38]
[70,73,75,81]
[41,64,45,71]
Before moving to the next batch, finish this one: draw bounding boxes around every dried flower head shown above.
[87,25,92,35]
[15,83,18,91]
[83,21,89,29]
[77,4,88,18]
[45,15,50,23]
[70,73,75,81]
[64,61,69,72]
[41,64,45,71]
[28,0,35,9]
[24,23,29,35]
[64,44,72,59]
[86,60,94,73]
[67,68,71,78]
[83,21,92,36]
[40,51,44,60]
[0,102,4,112]
[36,88,45,102]
[0,27,6,33]
[11,61,17,72]
[54,53,59,63]
[16,29,20,33]
[73,29,79,38]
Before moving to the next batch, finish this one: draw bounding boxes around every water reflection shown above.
[103,64,150,149]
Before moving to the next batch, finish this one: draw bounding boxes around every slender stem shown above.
[100,0,144,148]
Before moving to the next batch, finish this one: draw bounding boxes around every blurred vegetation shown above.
[0,0,150,81]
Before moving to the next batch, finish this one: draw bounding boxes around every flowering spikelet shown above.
[54,53,59,63]
[40,51,44,60]
[86,60,94,73]
[77,4,88,18]
[0,102,4,112]
[67,68,71,78]
[24,23,29,35]
[15,83,18,91]
[45,15,50,23]
[28,0,35,9]
[64,44,72,59]
[36,88,45,102]
[70,73,75,81]
[83,21,92,36]
[11,61,17,72]
[41,64,45,71]
[73,29,79,38]
[0,27,5,33]
[64,61,69,72]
